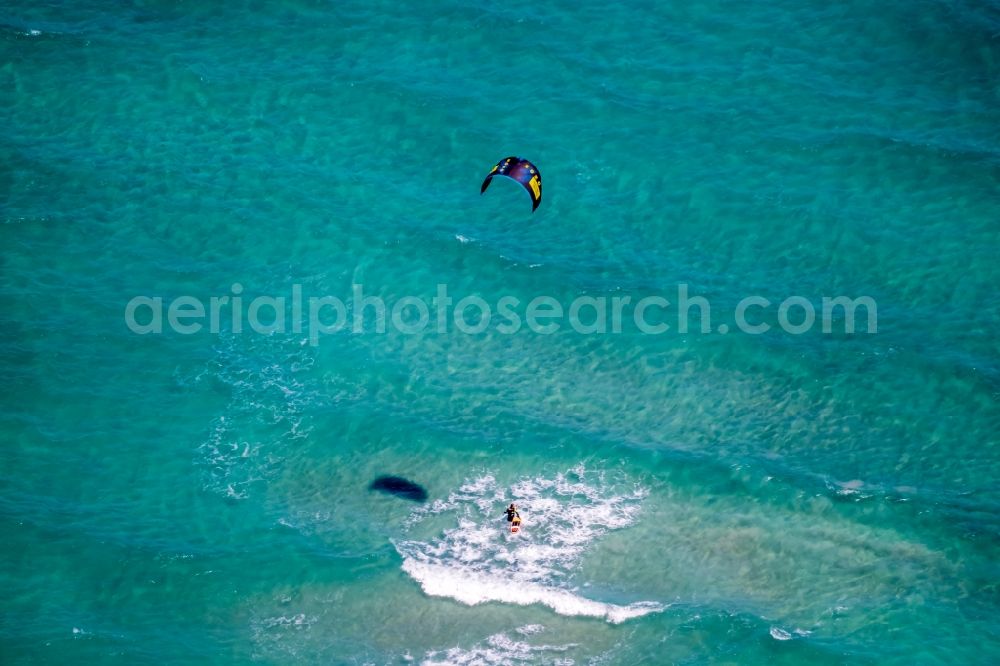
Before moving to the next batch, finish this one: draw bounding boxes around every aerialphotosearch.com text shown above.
[124,283,877,346]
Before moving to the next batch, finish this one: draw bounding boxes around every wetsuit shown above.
[504,507,520,522]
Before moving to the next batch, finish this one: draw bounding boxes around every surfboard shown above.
[511,517,521,533]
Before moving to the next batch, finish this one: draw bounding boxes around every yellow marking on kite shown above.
[490,165,498,174]
[528,175,540,199]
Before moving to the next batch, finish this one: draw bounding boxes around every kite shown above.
[480,156,542,212]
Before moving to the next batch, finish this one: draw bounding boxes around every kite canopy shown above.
[480,156,542,212]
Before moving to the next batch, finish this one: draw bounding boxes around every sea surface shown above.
[2,1,999,664]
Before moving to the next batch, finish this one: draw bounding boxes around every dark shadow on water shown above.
[368,475,428,502]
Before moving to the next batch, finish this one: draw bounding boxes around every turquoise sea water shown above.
[2,1,999,663]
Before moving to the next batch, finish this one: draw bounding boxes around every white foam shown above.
[402,558,662,623]
[422,628,577,665]
[195,335,318,498]
[261,613,313,628]
[769,626,792,640]
[399,467,663,624]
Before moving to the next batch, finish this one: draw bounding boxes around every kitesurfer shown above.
[503,503,520,523]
